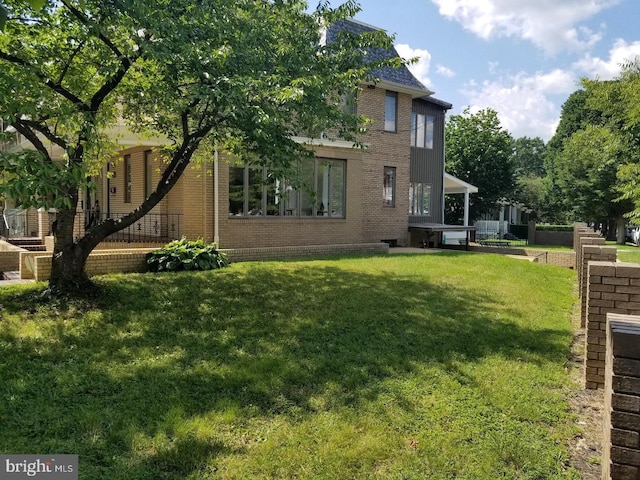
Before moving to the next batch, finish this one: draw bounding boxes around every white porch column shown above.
[463,189,470,227]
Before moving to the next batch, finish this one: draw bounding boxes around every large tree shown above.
[0,0,398,293]
[444,108,514,224]
[545,63,640,241]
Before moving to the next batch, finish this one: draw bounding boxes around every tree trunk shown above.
[48,195,95,294]
[616,216,627,245]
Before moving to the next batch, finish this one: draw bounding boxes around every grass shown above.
[0,252,580,479]
[616,246,640,264]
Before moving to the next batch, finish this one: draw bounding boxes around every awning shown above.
[443,172,478,227]
[444,172,478,194]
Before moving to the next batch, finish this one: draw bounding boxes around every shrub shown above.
[147,238,229,272]
[535,224,573,232]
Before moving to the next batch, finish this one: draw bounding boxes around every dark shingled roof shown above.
[326,19,429,93]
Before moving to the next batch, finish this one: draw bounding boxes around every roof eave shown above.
[364,79,434,98]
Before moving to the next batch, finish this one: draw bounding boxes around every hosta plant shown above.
[147,238,228,272]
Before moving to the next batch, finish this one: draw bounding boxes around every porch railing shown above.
[78,211,182,244]
[0,214,9,239]
[1,209,28,238]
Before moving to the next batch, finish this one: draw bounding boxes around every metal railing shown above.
[79,211,182,244]
[0,214,9,239]
[1,209,27,238]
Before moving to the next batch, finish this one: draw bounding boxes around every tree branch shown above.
[12,121,52,159]
[20,119,69,151]
[0,50,91,112]
[60,0,126,61]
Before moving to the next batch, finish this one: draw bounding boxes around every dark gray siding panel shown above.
[409,100,446,223]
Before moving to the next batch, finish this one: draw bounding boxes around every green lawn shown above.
[0,253,580,479]
[617,247,640,264]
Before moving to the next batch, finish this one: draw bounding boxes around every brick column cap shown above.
[608,314,640,360]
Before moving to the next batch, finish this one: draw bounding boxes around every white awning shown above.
[444,172,478,194]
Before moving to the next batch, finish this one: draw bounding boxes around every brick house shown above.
[2,19,476,252]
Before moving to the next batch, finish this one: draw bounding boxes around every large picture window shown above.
[229,159,346,218]
[410,113,434,149]
[409,183,431,215]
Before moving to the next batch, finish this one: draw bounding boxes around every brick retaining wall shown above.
[604,313,640,480]
[586,262,640,389]
[27,243,389,281]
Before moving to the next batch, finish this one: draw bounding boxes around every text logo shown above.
[0,455,77,480]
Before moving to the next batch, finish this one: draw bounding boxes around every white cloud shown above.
[436,64,456,78]
[431,0,619,54]
[460,69,577,140]
[395,43,433,88]
[573,39,640,79]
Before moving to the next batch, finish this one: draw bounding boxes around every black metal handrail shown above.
[79,210,182,243]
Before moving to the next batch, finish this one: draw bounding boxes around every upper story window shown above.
[410,113,435,149]
[384,91,397,132]
[342,90,357,115]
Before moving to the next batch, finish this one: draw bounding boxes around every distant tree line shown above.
[444,61,640,244]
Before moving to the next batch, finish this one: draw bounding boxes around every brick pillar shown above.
[581,243,616,327]
[586,262,640,389]
[604,314,640,480]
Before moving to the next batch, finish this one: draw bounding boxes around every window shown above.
[229,159,346,218]
[342,90,357,115]
[410,113,435,149]
[383,167,396,207]
[124,154,132,203]
[384,91,397,132]
[409,183,431,215]
[144,150,154,199]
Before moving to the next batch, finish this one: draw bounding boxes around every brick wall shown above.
[27,243,388,281]
[357,87,412,246]
[0,251,20,271]
[532,230,573,247]
[462,245,575,268]
[604,313,640,480]
[223,243,388,262]
[581,244,617,327]
[31,248,158,281]
[586,262,640,389]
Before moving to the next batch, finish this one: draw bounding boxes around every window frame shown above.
[384,91,398,132]
[383,166,396,207]
[124,154,132,204]
[228,159,347,219]
[144,150,153,199]
[410,113,435,149]
[409,183,432,216]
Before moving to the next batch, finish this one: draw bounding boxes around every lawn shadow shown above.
[0,260,571,478]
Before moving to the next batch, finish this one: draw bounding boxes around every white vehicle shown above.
[627,226,640,246]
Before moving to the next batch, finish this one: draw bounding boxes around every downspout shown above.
[214,149,220,244]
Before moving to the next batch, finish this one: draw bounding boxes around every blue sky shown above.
[349,0,640,141]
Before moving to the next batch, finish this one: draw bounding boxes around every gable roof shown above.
[326,19,433,97]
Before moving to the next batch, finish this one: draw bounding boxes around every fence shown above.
[76,211,183,243]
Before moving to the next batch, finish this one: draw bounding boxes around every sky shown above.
[350,0,640,141]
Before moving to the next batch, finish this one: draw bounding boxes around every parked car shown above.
[626,226,640,246]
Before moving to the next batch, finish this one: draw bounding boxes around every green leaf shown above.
[0,5,7,31]
[28,0,46,11]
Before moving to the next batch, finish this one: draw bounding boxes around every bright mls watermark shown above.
[0,455,77,480]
